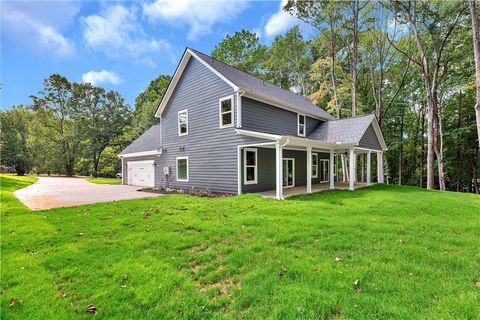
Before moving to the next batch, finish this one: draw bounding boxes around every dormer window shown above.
[178,109,188,136]
[297,114,305,137]
[219,96,234,128]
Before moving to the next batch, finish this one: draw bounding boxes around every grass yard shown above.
[86,177,121,185]
[1,175,479,319]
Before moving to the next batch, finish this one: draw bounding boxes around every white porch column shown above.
[237,146,242,194]
[367,150,371,186]
[349,147,355,191]
[121,157,125,185]
[275,143,283,200]
[329,150,335,189]
[377,151,384,183]
[306,146,312,193]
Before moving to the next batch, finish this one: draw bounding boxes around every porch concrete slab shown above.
[260,182,370,198]
[14,177,161,210]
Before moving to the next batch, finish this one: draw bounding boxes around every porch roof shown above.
[236,114,387,151]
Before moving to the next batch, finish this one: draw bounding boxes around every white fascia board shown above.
[119,150,162,158]
[242,90,330,121]
[235,129,282,141]
[236,128,357,150]
[189,50,239,91]
[155,48,239,118]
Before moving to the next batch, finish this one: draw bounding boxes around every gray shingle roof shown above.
[120,124,161,155]
[307,114,375,144]
[189,48,335,121]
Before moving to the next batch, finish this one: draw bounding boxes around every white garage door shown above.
[127,160,155,187]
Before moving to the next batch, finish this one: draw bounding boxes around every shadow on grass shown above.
[287,184,427,204]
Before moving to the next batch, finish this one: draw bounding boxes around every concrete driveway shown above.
[14,177,161,210]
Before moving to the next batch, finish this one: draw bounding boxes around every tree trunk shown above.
[329,23,340,118]
[399,111,404,185]
[456,92,462,192]
[469,0,480,145]
[351,0,359,117]
[420,105,426,188]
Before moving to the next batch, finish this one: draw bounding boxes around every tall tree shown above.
[31,74,81,176]
[469,0,480,145]
[389,0,468,190]
[285,0,344,115]
[0,106,32,175]
[211,29,268,77]
[132,75,170,138]
[72,83,131,177]
[266,26,313,96]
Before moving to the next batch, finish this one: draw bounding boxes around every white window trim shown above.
[178,109,188,136]
[312,153,318,178]
[176,156,189,182]
[219,95,234,128]
[243,148,257,185]
[320,159,329,182]
[297,114,306,137]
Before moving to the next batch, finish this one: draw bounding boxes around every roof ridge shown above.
[188,48,318,107]
[325,114,375,123]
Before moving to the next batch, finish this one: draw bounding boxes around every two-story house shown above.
[119,48,387,199]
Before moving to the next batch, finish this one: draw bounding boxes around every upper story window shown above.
[297,114,305,137]
[178,109,188,136]
[219,96,234,128]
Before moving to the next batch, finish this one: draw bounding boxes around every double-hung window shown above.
[219,96,234,128]
[297,114,305,137]
[243,148,257,184]
[320,159,329,182]
[312,154,318,178]
[178,109,188,136]
[176,156,189,182]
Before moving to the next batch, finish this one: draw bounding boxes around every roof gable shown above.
[120,124,161,155]
[307,114,387,150]
[155,48,334,121]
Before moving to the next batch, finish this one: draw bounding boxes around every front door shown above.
[283,158,295,188]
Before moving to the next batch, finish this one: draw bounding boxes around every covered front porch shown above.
[237,131,386,200]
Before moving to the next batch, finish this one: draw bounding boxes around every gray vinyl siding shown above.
[122,154,165,186]
[359,124,382,150]
[241,97,322,136]
[241,147,329,193]
[159,57,267,193]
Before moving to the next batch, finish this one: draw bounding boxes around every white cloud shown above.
[1,1,76,57]
[264,0,298,37]
[143,0,248,40]
[81,5,170,59]
[82,70,121,86]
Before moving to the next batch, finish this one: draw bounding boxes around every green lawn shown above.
[86,177,121,185]
[1,175,479,319]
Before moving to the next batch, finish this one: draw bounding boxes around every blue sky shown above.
[1,0,311,110]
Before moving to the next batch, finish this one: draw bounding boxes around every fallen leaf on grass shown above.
[59,291,67,298]
[121,285,127,289]
[335,257,343,262]
[86,304,97,314]
[9,298,21,307]
[122,274,128,280]
[278,267,287,277]
[354,279,361,292]
[474,279,480,287]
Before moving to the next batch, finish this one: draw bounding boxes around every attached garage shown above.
[127,160,155,187]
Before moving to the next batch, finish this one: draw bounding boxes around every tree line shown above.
[0,74,170,178]
[210,0,480,193]
[1,0,479,193]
